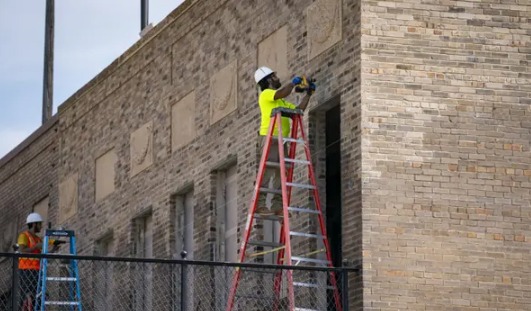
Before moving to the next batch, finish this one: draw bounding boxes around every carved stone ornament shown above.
[130,121,154,177]
[210,61,238,125]
[59,173,78,224]
[172,91,197,151]
[307,0,342,60]
[95,149,117,201]
[258,26,289,82]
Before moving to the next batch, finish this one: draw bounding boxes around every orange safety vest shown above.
[18,231,42,270]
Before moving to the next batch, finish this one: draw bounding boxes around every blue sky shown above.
[0,0,184,158]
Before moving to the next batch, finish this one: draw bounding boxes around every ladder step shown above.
[287,182,316,190]
[259,187,282,195]
[289,232,324,239]
[45,301,80,306]
[288,207,319,214]
[248,240,283,248]
[271,137,305,144]
[265,161,292,168]
[45,229,75,237]
[284,137,306,144]
[291,256,331,265]
[294,308,320,311]
[294,282,335,289]
[46,277,77,282]
[285,158,311,165]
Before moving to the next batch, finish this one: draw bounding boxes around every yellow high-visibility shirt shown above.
[259,89,296,137]
[17,232,55,248]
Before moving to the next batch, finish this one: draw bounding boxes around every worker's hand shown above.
[33,242,43,251]
[307,82,316,95]
[53,240,66,246]
[291,76,303,85]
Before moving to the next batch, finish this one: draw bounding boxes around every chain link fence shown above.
[0,253,358,311]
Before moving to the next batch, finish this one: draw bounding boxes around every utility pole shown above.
[42,0,54,124]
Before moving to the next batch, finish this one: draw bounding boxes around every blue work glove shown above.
[292,76,303,85]
[307,82,316,95]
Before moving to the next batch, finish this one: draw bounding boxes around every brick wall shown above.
[52,0,362,271]
[5,0,529,309]
[0,116,58,294]
[361,0,531,309]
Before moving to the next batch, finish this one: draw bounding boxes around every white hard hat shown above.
[26,213,43,224]
[254,66,274,83]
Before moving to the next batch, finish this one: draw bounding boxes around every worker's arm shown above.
[17,234,42,253]
[273,83,296,100]
[296,82,315,111]
[273,76,303,100]
[297,94,311,111]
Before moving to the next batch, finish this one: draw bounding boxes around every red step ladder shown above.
[226,108,342,311]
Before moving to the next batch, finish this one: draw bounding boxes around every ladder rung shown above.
[288,207,319,214]
[248,240,283,248]
[45,301,80,306]
[290,232,324,239]
[292,256,331,265]
[287,182,316,190]
[294,308,320,311]
[265,161,292,168]
[294,282,335,290]
[283,137,305,144]
[46,277,77,282]
[285,158,310,165]
[259,187,282,195]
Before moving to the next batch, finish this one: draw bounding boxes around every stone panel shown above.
[95,149,117,202]
[130,121,154,177]
[172,91,197,151]
[307,0,342,60]
[59,173,78,224]
[210,61,238,125]
[258,26,289,82]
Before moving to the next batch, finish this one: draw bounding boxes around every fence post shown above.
[180,250,187,311]
[341,262,349,311]
[11,248,19,311]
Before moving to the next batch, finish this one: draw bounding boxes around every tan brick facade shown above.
[1,0,529,309]
[361,0,531,309]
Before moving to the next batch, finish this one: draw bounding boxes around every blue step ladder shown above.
[35,229,83,310]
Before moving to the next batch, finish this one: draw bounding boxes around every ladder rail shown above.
[71,236,83,310]
[298,119,343,311]
[226,114,279,311]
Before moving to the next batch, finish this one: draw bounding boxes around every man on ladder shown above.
[254,66,315,216]
[226,67,342,311]
[16,212,62,311]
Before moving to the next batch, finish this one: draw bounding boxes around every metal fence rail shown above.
[0,253,358,311]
